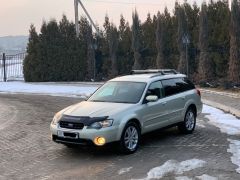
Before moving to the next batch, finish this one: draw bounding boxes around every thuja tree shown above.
[176,4,188,74]
[132,9,143,70]
[229,0,240,83]
[198,2,213,82]
[156,12,165,69]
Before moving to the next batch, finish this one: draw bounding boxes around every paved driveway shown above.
[0,94,239,180]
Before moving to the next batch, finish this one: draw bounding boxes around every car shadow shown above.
[57,126,193,158]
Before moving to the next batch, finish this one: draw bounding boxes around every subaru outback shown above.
[50,69,202,153]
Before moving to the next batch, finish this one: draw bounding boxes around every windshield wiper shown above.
[90,100,105,102]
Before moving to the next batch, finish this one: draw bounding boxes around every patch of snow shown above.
[175,176,193,180]
[203,105,240,174]
[0,82,97,97]
[135,159,206,180]
[196,174,218,180]
[118,167,132,175]
[227,139,240,173]
[197,124,205,128]
[202,105,240,135]
[197,121,206,128]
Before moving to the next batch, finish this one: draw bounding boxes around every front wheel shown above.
[119,122,140,154]
[178,108,196,134]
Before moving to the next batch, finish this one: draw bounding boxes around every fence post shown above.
[3,53,6,82]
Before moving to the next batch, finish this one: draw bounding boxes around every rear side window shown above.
[184,78,195,89]
[161,78,195,97]
[175,78,195,92]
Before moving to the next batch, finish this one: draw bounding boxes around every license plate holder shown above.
[57,130,79,139]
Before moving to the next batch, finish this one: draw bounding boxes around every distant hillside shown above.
[0,36,28,55]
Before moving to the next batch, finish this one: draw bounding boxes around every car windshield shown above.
[88,81,146,104]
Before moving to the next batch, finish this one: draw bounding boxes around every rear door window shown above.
[161,79,180,97]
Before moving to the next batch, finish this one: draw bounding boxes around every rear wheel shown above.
[178,108,196,134]
[119,122,140,154]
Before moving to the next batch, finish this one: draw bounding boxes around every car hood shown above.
[62,101,135,117]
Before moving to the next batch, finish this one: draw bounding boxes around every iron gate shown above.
[0,53,26,82]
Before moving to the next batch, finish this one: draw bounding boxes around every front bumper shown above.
[50,123,119,146]
[52,135,93,146]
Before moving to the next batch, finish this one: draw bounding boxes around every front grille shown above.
[59,121,84,130]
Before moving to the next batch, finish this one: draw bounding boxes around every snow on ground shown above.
[118,167,133,175]
[0,82,97,97]
[227,139,240,173]
[175,176,193,180]
[135,159,206,180]
[175,175,218,180]
[195,174,218,180]
[203,105,240,174]
[202,105,240,135]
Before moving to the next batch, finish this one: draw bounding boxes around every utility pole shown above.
[74,0,80,37]
[74,0,101,37]
[74,0,101,80]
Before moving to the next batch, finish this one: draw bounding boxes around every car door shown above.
[138,81,169,133]
[161,78,184,124]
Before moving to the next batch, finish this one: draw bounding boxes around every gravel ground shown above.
[0,94,239,180]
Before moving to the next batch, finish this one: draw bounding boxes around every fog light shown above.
[94,137,106,146]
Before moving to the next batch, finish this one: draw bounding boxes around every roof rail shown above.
[131,69,178,75]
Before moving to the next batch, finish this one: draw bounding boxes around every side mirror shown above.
[146,95,158,103]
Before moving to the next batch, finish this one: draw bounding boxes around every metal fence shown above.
[0,52,26,82]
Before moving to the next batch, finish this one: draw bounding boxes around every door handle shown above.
[162,102,167,105]
[181,96,186,100]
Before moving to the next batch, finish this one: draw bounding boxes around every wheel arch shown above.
[188,104,197,117]
[127,118,142,133]
[117,118,142,140]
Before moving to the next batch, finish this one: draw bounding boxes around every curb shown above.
[200,88,240,99]
[202,99,240,118]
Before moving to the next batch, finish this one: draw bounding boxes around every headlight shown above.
[89,119,113,129]
[51,112,62,125]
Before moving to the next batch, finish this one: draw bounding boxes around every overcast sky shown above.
[0,0,225,36]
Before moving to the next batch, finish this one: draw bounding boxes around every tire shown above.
[119,122,140,154]
[178,108,196,134]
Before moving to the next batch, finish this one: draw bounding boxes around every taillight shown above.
[196,89,201,97]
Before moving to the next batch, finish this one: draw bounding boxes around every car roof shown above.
[110,73,186,83]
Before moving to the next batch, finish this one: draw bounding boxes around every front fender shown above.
[115,113,142,140]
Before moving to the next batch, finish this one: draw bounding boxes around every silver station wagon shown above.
[50,69,202,154]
